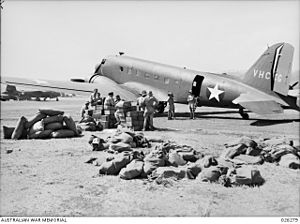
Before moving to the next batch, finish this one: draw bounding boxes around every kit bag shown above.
[11,116,28,140]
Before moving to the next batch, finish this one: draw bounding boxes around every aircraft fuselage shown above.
[97,55,290,109]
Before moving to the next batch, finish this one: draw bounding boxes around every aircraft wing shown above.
[232,91,289,114]
[1,76,137,101]
[120,81,169,101]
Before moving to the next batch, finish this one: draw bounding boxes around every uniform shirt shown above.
[104,96,115,107]
[137,96,145,111]
[187,94,196,106]
[141,96,158,114]
[167,96,175,110]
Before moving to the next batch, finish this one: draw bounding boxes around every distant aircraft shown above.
[1,42,299,119]
[0,84,60,101]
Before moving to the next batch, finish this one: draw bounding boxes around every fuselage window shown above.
[144,73,151,79]
[128,68,133,75]
[154,74,159,80]
[136,70,142,77]
[175,80,180,85]
[164,78,170,85]
[120,66,123,72]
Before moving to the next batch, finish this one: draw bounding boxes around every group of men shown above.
[81,87,198,131]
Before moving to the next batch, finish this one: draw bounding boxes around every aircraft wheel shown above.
[239,108,249,120]
[241,113,249,120]
[157,101,167,113]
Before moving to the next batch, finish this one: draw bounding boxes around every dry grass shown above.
[0,97,299,216]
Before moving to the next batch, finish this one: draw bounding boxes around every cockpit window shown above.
[101,59,106,65]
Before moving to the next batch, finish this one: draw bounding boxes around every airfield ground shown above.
[0,97,299,216]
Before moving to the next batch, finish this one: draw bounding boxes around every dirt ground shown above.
[0,97,299,217]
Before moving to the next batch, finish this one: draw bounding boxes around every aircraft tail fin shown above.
[243,43,294,96]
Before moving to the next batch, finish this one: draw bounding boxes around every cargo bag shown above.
[220,143,248,159]
[109,142,132,152]
[152,167,187,180]
[143,149,167,175]
[197,166,221,182]
[3,126,15,139]
[28,130,53,139]
[167,151,186,167]
[233,166,264,186]
[29,120,44,135]
[63,115,78,136]
[279,154,300,169]
[51,129,75,138]
[44,122,63,131]
[25,112,47,129]
[39,109,64,116]
[12,116,28,140]
[99,153,132,175]
[119,160,144,179]
[43,114,64,124]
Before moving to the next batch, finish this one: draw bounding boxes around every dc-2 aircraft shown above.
[2,42,299,119]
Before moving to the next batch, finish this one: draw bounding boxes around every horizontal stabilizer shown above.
[238,100,283,114]
[233,92,287,114]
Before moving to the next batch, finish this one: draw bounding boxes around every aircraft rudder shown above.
[243,43,294,96]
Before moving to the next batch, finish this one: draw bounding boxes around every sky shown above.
[1,0,299,81]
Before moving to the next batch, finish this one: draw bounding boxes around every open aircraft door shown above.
[191,75,204,97]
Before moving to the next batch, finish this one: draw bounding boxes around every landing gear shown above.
[239,108,249,120]
[156,101,167,113]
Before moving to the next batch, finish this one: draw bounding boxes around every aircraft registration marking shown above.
[207,84,224,102]
[253,69,282,82]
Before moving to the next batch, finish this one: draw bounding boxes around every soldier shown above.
[137,90,147,111]
[104,92,115,109]
[167,92,175,120]
[80,101,90,118]
[114,96,124,126]
[187,90,196,119]
[90,88,102,106]
[141,91,158,131]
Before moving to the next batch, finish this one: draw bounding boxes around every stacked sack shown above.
[86,133,268,187]
[79,115,103,132]
[86,135,300,187]
[3,109,80,140]
[220,136,300,169]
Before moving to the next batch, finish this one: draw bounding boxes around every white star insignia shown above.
[207,84,224,102]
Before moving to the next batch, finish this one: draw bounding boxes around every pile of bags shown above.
[88,125,150,152]
[79,115,103,132]
[220,136,300,169]
[87,131,268,187]
[3,109,81,140]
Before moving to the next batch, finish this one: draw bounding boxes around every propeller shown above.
[289,81,299,90]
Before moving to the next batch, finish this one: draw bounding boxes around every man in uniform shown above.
[104,92,115,109]
[141,91,158,131]
[167,92,175,120]
[187,90,196,119]
[90,88,102,106]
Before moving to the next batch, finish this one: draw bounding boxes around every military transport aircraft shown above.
[1,42,299,119]
[0,84,61,101]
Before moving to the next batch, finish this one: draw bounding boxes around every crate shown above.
[102,121,109,129]
[95,105,104,111]
[92,112,102,120]
[104,109,116,115]
[126,111,138,117]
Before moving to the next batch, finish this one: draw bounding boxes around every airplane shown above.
[1,42,299,119]
[0,84,61,101]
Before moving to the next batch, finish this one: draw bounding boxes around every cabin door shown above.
[191,75,204,97]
